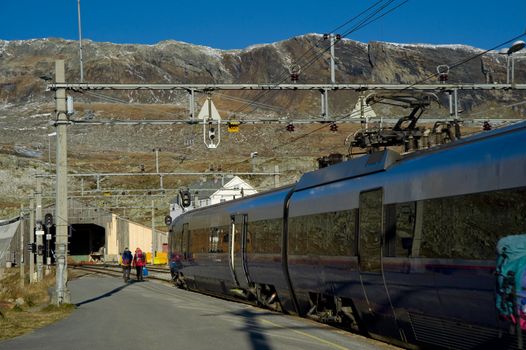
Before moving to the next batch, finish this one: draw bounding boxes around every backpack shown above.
[496,234,526,329]
[122,250,132,265]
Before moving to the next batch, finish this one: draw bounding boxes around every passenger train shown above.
[168,120,526,349]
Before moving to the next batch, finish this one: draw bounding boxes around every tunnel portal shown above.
[69,223,105,256]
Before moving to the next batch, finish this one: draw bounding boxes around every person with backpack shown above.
[121,247,133,282]
[133,247,146,281]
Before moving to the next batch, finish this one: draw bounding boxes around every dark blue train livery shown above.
[169,121,526,349]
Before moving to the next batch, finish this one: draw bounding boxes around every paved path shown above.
[0,274,397,350]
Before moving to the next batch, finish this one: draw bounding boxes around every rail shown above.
[72,263,172,282]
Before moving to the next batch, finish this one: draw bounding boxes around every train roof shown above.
[295,149,400,192]
[294,120,526,192]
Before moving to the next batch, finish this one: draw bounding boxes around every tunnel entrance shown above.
[69,224,105,257]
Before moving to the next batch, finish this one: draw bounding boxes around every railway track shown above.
[71,263,173,283]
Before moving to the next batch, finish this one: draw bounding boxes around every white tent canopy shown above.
[0,218,20,266]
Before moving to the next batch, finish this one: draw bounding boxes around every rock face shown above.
[0,35,524,221]
[0,35,524,115]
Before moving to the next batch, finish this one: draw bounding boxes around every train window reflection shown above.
[385,202,416,257]
[359,189,383,272]
[249,219,281,254]
[209,228,220,252]
[420,187,526,259]
[189,228,208,253]
[289,209,356,256]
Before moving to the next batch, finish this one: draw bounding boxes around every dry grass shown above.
[0,270,75,340]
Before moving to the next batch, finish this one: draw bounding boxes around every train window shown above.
[189,228,209,254]
[288,210,356,256]
[216,225,229,253]
[250,219,281,254]
[209,228,220,252]
[326,210,356,256]
[419,187,526,259]
[359,189,383,272]
[384,202,416,257]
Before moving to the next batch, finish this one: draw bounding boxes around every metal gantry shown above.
[46,82,526,91]
[48,82,526,126]
[48,62,526,305]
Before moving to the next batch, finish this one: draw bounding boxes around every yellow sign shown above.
[227,121,240,133]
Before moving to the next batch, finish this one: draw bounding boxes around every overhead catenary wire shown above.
[270,31,526,155]
[284,0,390,71]
[82,84,288,115]
[74,0,408,159]
[66,1,405,122]
[220,0,411,169]
[230,0,408,116]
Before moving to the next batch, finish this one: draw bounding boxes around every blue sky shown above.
[0,0,524,50]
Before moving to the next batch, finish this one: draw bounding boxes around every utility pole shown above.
[151,199,155,265]
[19,204,25,287]
[35,178,43,282]
[189,89,195,120]
[77,0,84,83]
[321,33,339,118]
[54,60,70,304]
[153,148,160,173]
[329,34,336,84]
[274,165,280,188]
[29,196,35,283]
[454,89,459,120]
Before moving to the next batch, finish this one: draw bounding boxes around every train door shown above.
[182,223,190,260]
[358,188,402,339]
[229,214,250,289]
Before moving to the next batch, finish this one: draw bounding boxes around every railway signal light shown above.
[289,64,301,83]
[37,244,44,256]
[208,125,216,140]
[437,65,449,83]
[227,121,240,133]
[330,123,338,132]
[180,190,191,208]
[44,213,53,228]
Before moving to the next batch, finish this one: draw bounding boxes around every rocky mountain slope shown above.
[0,35,524,222]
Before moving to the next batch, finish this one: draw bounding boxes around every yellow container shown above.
[154,252,168,265]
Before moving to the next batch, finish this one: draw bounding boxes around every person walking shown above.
[121,247,133,282]
[133,247,146,281]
